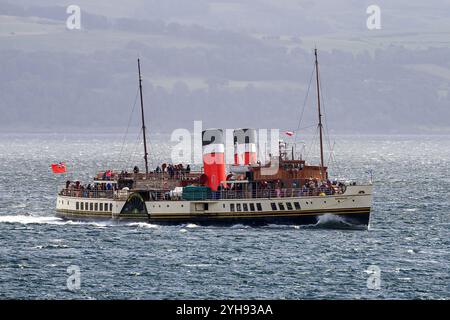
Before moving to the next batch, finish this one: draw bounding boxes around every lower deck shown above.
[56,185,373,226]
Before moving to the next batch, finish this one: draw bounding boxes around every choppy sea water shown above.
[0,133,448,299]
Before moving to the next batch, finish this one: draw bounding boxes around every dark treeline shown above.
[0,2,449,133]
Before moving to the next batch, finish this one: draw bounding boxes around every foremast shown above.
[314,48,325,180]
[137,58,149,175]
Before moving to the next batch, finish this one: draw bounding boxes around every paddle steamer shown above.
[55,51,373,227]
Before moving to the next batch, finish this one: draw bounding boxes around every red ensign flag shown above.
[51,162,67,174]
[284,131,294,136]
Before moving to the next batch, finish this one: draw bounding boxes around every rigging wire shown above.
[318,71,342,178]
[118,87,140,165]
[303,125,319,163]
[127,127,143,170]
[293,63,315,146]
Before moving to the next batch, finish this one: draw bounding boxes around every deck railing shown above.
[94,171,203,181]
[147,186,345,201]
[58,186,346,201]
[58,179,360,202]
[59,188,115,199]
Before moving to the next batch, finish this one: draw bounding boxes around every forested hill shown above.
[1,0,449,133]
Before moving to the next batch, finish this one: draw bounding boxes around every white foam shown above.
[127,222,159,229]
[316,213,348,225]
[185,223,199,228]
[0,215,113,228]
[0,215,65,225]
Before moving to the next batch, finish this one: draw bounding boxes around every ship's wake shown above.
[0,214,158,229]
[308,213,367,230]
[0,214,367,230]
[0,214,66,225]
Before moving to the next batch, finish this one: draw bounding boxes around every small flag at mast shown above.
[284,131,294,136]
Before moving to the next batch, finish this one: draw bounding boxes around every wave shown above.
[0,214,113,228]
[126,222,159,229]
[311,213,366,230]
[0,215,65,225]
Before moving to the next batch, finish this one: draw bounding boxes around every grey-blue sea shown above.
[0,133,448,299]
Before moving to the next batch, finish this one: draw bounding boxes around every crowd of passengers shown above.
[97,164,192,181]
[216,178,347,197]
[153,163,191,179]
[158,178,348,201]
[61,180,117,197]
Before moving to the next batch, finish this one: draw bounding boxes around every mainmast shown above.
[314,48,325,180]
[137,58,149,175]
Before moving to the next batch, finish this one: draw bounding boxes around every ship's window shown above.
[230,203,235,212]
[270,203,277,210]
[85,203,88,210]
[109,203,113,211]
[181,205,184,207]
[76,202,79,210]
[256,203,263,211]
[236,203,242,211]
[286,202,293,210]
[90,203,93,211]
[223,204,225,208]
[167,205,170,207]
[278,203,285,211]
[95,203,98,211]
[294,202,301,210]
[249,203,255,211]
[243,203,248,211]
[80,202,84,210]
[100,203,103,211]
[205,203,209,211]
[105,203,108,211]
